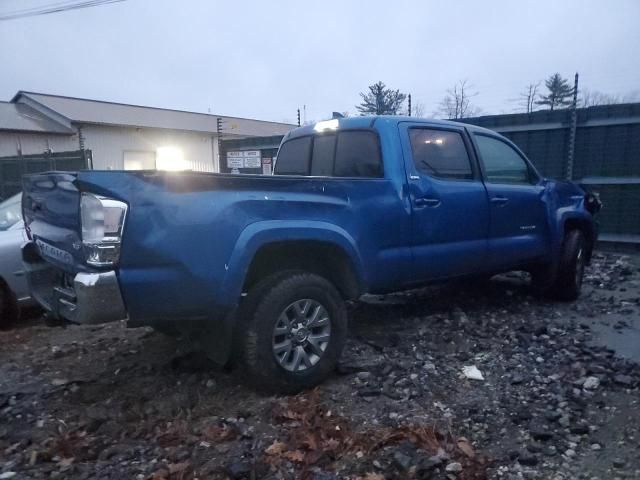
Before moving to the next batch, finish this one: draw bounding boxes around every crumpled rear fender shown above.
[219,220,366,302]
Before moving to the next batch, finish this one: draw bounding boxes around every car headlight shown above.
[80,193,127,267]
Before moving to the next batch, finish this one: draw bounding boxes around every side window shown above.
[310,134,336,176]
[474,135,531,184]
[274,136,312,175]
[334,131,383,178]
[409,129,473,180]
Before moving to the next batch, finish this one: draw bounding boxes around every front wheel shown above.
[238,271,347,393]
[533,230,586,301]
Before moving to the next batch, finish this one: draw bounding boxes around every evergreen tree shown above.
[536,73,574,111]
[356,82,406,115]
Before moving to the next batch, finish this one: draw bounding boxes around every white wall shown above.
[82,124,217,171]
[0,132,78,157]
[0,125,220,172]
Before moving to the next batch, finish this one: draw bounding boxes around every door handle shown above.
[490,196,509,206]
[414,197,441,207]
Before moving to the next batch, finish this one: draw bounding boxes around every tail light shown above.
[80,193,127,267]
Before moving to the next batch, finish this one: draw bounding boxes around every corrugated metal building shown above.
[0,91,294,171]
[0,101,78,156]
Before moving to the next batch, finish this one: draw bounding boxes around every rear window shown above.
[274,136,311,175]
[275,130,383,178]
[310,134,336,176]
[334,131,382,178]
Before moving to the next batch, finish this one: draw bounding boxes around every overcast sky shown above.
[1,0,639,124]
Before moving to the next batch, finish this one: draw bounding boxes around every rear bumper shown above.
[22,242,127,324]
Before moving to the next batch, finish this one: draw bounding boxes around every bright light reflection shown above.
[314,119,339,132]
[156,146,189,171]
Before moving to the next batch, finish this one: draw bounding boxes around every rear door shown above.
[471,133,549,269]
[399,122,490,281]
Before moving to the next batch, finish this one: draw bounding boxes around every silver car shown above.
[0,193,32,325]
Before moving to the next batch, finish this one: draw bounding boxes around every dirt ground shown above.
[1,251,639,480]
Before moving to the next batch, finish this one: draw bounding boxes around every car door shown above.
[471,132,549,269]
[0,222,30,302]
[399,122,490,282]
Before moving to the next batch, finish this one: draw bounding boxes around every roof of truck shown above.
[285,116,498,140]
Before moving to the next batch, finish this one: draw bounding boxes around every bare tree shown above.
[436,80,479,119]
[579,89,640,107]
[519,82,540,113]
[623,90,640,103]
[580,89,618,107]
[412,101,425,118]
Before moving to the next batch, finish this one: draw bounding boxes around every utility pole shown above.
[216,117,223,170]
[566,72,579,180]
[408,94,412,117]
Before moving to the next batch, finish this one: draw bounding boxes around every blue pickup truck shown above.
[21,116,600,391]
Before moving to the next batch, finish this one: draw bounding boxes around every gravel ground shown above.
[1,251,639,480]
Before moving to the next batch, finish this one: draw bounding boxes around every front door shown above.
[471,133,549,269]
[399,123,490,282]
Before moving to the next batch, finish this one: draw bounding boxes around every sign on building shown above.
[262,157,272,175]
[226,151,244,169]
[227,150,262,169]
[243,150,261,168]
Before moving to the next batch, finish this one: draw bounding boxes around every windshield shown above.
[0,193,23,231]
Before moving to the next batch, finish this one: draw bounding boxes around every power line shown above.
[0,0,125,21]
[1,0,96,16]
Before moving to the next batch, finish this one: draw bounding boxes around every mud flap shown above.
[180,308,238,366]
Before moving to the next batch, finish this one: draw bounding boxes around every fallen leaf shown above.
[265,440,287,455]
[283,450,306,463]
[149,468,169,480]
[202,424,238,442]
[324,438,340,450]
[457,437,475,458]
[58,457,74,467]
[302,432,318,451]
[364,473,385,480]
[168,462,190,474]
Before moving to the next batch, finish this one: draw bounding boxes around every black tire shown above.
[542,230,586,301]
[529,263,555,293]
[237,271,347,394]
[0,284,19,329]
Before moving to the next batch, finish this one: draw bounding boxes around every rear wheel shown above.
[238,271,347,393]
